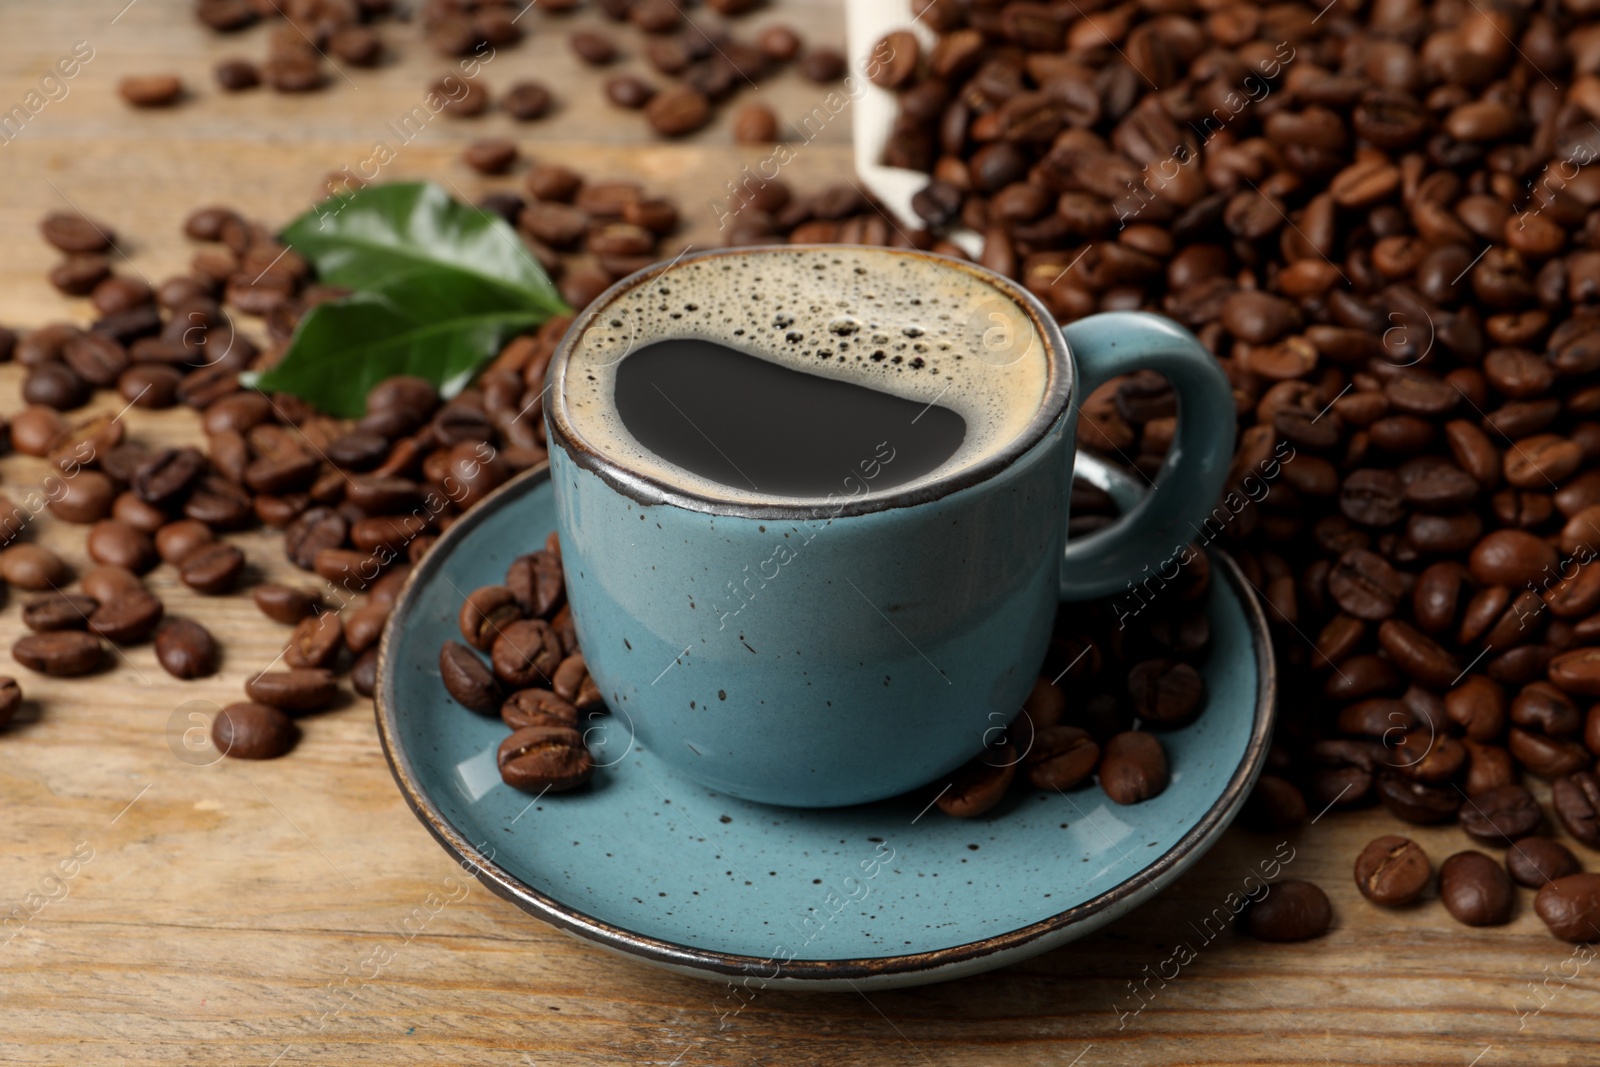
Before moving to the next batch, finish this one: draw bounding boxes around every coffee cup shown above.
[545,245,1234,807]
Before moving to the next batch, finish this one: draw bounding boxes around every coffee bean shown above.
[24,363,87,410]
[1439,850,1515,927]
[113,492,168,535]
[502,688,579,731]
[732,103,779,143]
[0,546,68,590]
[799,47,846,83]
[215,59,261,92]
[1098,731,1168,804]
[498,725,593,792]
[154,618,218,679]
[645,85,711,136]
[119,74,184,107]
[21,593,97,632]
[463,138,519,175]
[80,565,142,605]
[924,741,1015,819]
[12,632,103,676]
[86,520,156,573]
[503,81,553,121]
[178,541,244,594]
[1535,874,1600,943]
[1126,659,1205,726]
[570,31,617,65]
[506,550,563,617]
[1239,880,1333,942]
[284,507,348,570]
[253,583,319,625]
[1509,727,1591,779]
[1328,549,1404,620]
[1355,835,1431,906]
[441,640,500,713]
[89,590,164,644]
[490,619,562,688]
[1445,675,1506,742]
[10,406,65,456]
[133,447,206,506]
[1377,619,1460,687]
[1024,725,1099,790]
[340,599,386,655]
[47,471,115,525]
[40,213,111,254]
[1459,783,1542,845]
[286,613,343,669]
[155,520,214,566]
[1469,530,1558,587]
[213,702,298,760]
[1507,838,1582,889]
[1553,771,1600,847]
[1341,469,1406,527]
[1376,771,1459,825]
[245,668,337,713]
[352,648,378,698]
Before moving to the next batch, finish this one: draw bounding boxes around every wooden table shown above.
[0,2,1596,1063]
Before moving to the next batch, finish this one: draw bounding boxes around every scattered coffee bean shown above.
[213,702,298,760]
[1508,838,1582,889]
[244,668,338,713]
[497,725,593,792]
[119,74,184,108]
[1355,836,1431,907]
[441,640,500,713]
[1240,880,1333,942]
[154,618,218,679]
[1439,851,1516,927]
[12,632,104,677]
[1099,731,1168,805]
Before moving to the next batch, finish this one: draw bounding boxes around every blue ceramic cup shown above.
[545,246,1235,807]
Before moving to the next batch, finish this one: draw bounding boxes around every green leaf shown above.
[249,271,544,417]
[281,181,568,316]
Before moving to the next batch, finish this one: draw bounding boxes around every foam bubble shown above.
[558,246,1052,505]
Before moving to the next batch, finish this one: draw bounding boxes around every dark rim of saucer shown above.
[543,244,1076,521]
[375,463,1280,984]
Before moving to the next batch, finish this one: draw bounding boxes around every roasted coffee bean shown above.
[244,668,337,713]
[21,593,96,632]
[502,688,579,731]
[937,744,1017,817]
[1508,838,1582,889]
[1535,874,1600,942]
[1510,728,1592,779]
[441,640,500,713]
[1355,835,1431,907]
[506,550,563,617]
[80,565,142,605]
[497,725,593,792]
[1099,731,1168,805]
[503,81,552,121]
[89,590,164,643]
[155,520,214,566]
[253,583,319,625]
[154,618,217,679]
[285,612,342,669]
[12,632,103,676]
[490,618,562,688]
[1025,725,1099,790]
[284,507,348,570]
[41,212,111,254]
[343,600,389,655]
[569,30,617,65]
[1239,880,1333,942]
[1445,675,1506,742]
[86,520,156,573]
[178,541,244,594]
[1240,774,1307,830]
[0,546,69,590]
[1328,550,1405,620]
[1378,619,1460,687]
[551,653,588,703]
[1439,851,1515,927]
[645,85,711,136]
[1126,658,1205,726]
[133,447,206,506]
[48,471,115,524]
[213,702,298,759]
[352,648,378,698]
[1376,771,1459,825]
[10,406,65,456]
[1464,740,1517,796]
[119,74,183,107]
[462,138,518,175]
[113,492,168,535]
[1459,783,1542,845]
[1553,771,1600,848]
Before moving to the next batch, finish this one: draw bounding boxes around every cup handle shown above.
[1057,311,1236,601]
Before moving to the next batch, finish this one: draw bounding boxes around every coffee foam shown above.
[559,246,1052,505]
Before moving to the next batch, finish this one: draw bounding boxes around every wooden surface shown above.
[1,2,1598,1064]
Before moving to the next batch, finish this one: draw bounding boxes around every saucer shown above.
[375,464,1276,990]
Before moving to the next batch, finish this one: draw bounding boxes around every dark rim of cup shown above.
[544,244,1075,520]
[375,463,1279,986]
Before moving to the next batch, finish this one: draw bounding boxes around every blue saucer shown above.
[375,464,1276,989]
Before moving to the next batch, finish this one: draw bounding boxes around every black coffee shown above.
[613,339,965,497]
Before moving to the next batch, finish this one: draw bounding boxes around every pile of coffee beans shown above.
[935,523,1210,817]
[441,531,607,793]
[863,0,1600,944]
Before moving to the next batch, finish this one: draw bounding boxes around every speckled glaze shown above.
[374,465,1277,989]
[546,248,1237,807]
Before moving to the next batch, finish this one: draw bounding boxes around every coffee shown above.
[562,246,1051,505]
[614,338,964,495]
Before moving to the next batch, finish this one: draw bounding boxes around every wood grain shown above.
[1,2,1598,1064]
